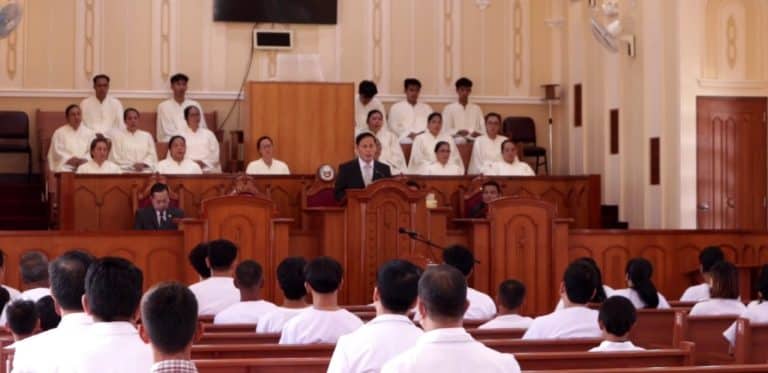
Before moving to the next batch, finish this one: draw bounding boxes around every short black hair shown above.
[498,279,526,310]
[142,282,198,355]
[403,78,422,90]
[170,73,189,84]
[168,135,186,148]
[89,137,110,154]
[277,257,307,300]
[85,257,143,322]
[358,80,378,98]
[20,251,49,284]
[0,287,9,314]
[35,296,61,331]
[485,112,502,123]
[442,245,475,276]
[183,105,200,121]
[433,141,450,154]
[6,300,37,336]
[355,132,376,146]
[599,296,636,337]
[150,182,169,197]
[235,260,264,289]
[482,180,501,193]
[65,104,80,117]
[188,242,211,279]
[207,240,238,271]
[123,107,140,121]
[92,74,110,84]
[427,112,442,123]
[418,264,467,320]
[49,250,95,311]
[305,256,343,294]
[563,260,596,304]
[501,139,515,152]
[256,136,273,150]
[366,109,383,123]
[377,260,422,313]
[699,246,725,273]
[455,77,473,89]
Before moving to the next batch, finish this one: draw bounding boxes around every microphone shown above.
[398,227,418,237]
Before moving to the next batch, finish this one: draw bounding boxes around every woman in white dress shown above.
[407,113,464,174]
[246,136,290,175]
[47,104,95,172]
[613,258,670,309]
[421,141,464,176]
[723,265,768,345]
[76,137,122,174]
[180,106,221,173]
[468,113,508,174]
[157,135,203,175]
[110,108,158,173]
[360,110,407,175]
[481,140,536,176]
[690,261,747,316]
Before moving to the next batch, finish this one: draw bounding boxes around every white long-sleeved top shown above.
[245,158,291,175]
[408,131,465,174]
[467,135,508,174]
[80,95,125,137]
[180,126,221,173]
[388,100,433,143]
[357,127,408,175]
[76,159,123,174]
[47,124,96,172]
[723,300,768,345]
[481,160,536,176]
[442,102,485,138]
[355,96,387,132]
[109,129,158,172]
[156,157,203,175]
[156,98,207,142]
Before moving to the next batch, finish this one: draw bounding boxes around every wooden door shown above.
[697,97,767,230]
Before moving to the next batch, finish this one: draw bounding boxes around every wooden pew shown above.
[526,365,768,373]
[734,318,768,364]
[203,324,258,334]
[198,333,280,345]
[673,313,738,365]
[469,328,526,340]
[630,308,687,348]
[195,358,327,373]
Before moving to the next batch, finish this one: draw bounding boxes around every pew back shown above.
[674,313,738,365]
[734,319,768,364]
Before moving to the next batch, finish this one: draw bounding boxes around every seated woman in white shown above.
[246,136,290,175]
[157,135,203,175]
[468,113,508,174]
[109,108,158,173]
[407,112,464,174]
[420,141,465,176]
[358,110,407,175]
[723,265,768,345]
[180,106,221,174]
[48,104,96,172]
[613,258,670,309]
[76,137,122,174]
[481,140,536,176]
[690,261,747,316]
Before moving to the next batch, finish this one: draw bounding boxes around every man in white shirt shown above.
[389,78,433,144]
[188,239,240,315]
[12,250,95,373]
[355,80,386,132]
[382,265,520,373]
[589,296,644,352]
[80,74,125,138]
[443,245,496,320]
[680,246,724,302]
[0,249,21,300]
[18,251,50,302]
[59,257,152,373]
[214,260,277,324]
[328,259,423,373]
[279,256,363,344]
[256,257,309,333]
[442,77,484,144]
[6,300,38,342]
[523,260,602,339]
[479,279,533,329]
[156,73,207,142]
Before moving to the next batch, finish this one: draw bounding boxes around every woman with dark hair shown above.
[613,258,670,309]
[179,105,221,173]
[156,135,203,175]
[110,108,158,172]
[76,137,122,174]
[467,112,508,174]
[354,80,386,131]
[246,136,290,175]
[47,104,96,172]
[357,110,407,175]
[555,257,614,310]
[724,264,768,345]
[420,141,464,176]
[407,112,465,174]
[689,261,746,316]
[481,140,535,176]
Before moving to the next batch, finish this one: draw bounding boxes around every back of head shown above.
[85,257,143,322]
[625,258,659,308]
[599,296,637,337]
[758,264,768,302]
[563,260,597,305]
[35,296,61,331]
[188,242,211,279]
[709,261,739,299]
[277,257,307,300]
[207,239,238,271]
[358,80,378,98]
[699,246,725,273]
[235,260,263,289]
[376,260,422,313]
[576,257,607,302]
[0,287,9,311]
[305,256,343,294]
[49,250,94,312]
[142,282,198,355]
[442,245,475,277]
[418,264,467,321]
[6,300,37,336]
[498,279,526,311]
[0,248,5,269]
[20,251,49,285]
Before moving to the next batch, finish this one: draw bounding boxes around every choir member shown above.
[76,138,122,174]
[179,106,220,173]
[109,108,158,173]
[442,245,496,319]
[357,110,407,175]
[407,113,464,174]
[188,240,240,315]
[80,74,125,138]
[479,279,533,329]
[724,265,768,345]
[334,133,392,202]
[442,77,484,144]
[589,296,644,352]
[468,113,508,174]
[354,80,386,132]
[612,258,671,309]
[689,261,747,316]
[213,260,277,325]
[481,140,535,176]
[156,136,203,175]
[47,104,96,172]
[245,136,291,175]
[388,78,433,144]
[680,246,724,302]
[420,141,465,176]
[256,257,310,334]
[156,73,207,142]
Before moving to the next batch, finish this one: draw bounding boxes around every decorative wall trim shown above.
[697,78,768,89]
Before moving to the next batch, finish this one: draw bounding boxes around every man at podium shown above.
[334,133,392,202]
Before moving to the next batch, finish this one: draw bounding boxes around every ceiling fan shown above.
[589,0,636,57]
[0,1,22,39]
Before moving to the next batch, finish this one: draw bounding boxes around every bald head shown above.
[418,264,467,322]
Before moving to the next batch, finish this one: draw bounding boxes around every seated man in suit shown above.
[334,132,392,202]
[134,183,184,230]
[468,180,501,218]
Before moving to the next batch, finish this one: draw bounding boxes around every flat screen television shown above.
[213,0,338,25]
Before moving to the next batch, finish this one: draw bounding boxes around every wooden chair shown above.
[301,171,339,209]
[514,342,694,370]
[131,174,182,212]
[468,328,526,340]
[195,357,328,373]
[673,313,739,365]
[0,111,32,181]
[525,365,768,373]
[733,318,768,364]
[503,116,547,174]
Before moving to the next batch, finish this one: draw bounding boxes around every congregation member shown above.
[613,258,670,309]
[467,113,508,174]
[188,242,211,280]
[279,256,363,344]
[388,78,433,144]
[328,260,423,373]
[214,260,277,325]
[689,261,746,316]
[139,282,201,373]
[358,110,408,175]
[0,249,21,299]
[80,74,125,138]
[156,73,207,142]
[419,141,465,176]
[408,113,464,174]
[468,180,501,219]
[134,183,184,230]
[47,104,96,172]
[381,265,521,373]
[589,296,644,352]
[180,106,221,173]
[256,257,309,333]
[479,279,533,329]
[19,251,51,301]
[156,136,204,175]
[189,239,240,315]
[6,300,38,342]
[723,264,768,345]
[34,296,60,331]
[0,288,8,317]
[245,136,290,175]
[109,108,158,173]
[60,257,151,373]
[523,260,601,339]
[442,77,484,144]
[442,245,496,320]
[76,137,122,174]
[355,80,386,132]
[334,132,392,202]
[481,140,535,176]
[555,257,612,310]
[680,246,724,302]
[12,250,95,373]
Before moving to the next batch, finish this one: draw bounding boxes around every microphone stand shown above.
[401,231,442,264]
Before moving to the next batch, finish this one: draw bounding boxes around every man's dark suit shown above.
[334,158,392,202]
[134,206,185,230]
